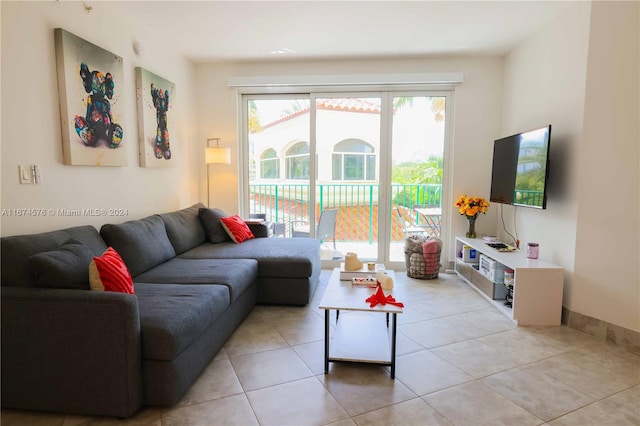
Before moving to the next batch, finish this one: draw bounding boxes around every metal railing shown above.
[249,183,442,242]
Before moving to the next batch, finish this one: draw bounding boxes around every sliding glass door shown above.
[389,95,446,262]
[242,90,450,267]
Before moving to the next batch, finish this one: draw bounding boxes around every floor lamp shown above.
[205,138,231,207]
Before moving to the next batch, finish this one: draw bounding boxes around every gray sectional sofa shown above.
[1,203,320,418]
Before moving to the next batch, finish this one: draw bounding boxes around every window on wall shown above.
[260,148,279,179]
[285,141,309,180]
[332,139,376,181]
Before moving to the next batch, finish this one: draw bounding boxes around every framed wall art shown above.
[135,67,175,167]
[54,28,127,166]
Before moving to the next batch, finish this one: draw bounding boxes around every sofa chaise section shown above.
[181,237,321,305]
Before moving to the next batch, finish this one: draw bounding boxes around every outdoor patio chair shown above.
[395,207,429,238]
[291,208,338,249]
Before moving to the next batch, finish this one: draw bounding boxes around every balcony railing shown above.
[249,183,442,242]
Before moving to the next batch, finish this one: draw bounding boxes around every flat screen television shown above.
[489,125,551,209]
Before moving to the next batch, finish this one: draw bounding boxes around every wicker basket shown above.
[404,235,442,280]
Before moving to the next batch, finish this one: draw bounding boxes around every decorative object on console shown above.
[527,242,539,259]
[455,194,490,238]
[205,138,231,207]
[54,28,126,166]
[136,67,175,167]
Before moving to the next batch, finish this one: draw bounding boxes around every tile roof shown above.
[262,98,381,129]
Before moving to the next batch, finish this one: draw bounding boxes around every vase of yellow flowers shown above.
[455,194,490,238]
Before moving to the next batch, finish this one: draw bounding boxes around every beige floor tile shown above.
[223,320,288,357]
[400,307,515,351]
[395,332,427,356]
[230,346,313,391]
[525,343,640,399]
[395,349,474,395]
[549,385,640,426]
[482,366,595,421]
[423,381,543,426]
[292,339,327,375]
[176,358,243,407]
[411,290,492,318]
[352,397,453,426]
[395,305,435,325]
[0,409,66,426]
[318,363,417,416]
[162,394,258,426]
[273,313,326,345]
[212,347,229,361]
[325,419,358,426]
[62,407,163,425]
[246,377,349,426]
[400,316,478,348]
[432,327,572,378]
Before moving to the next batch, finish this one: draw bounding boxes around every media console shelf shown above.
[454,236,564,326]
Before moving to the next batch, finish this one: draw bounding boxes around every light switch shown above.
[31,165,41,184]
[18,165,31,184]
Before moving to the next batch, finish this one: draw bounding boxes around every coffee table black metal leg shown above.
[324,309,330,374]
[390,313,397,379]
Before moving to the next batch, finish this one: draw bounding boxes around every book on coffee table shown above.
[339,263,385,281]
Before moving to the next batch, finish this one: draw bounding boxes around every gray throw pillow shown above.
[199,208,232,243]
[28,240,93,290]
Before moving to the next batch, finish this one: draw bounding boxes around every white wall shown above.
[502,1,639,332]
[573,1,639,331]
[1,1,200,237]
[501,1,591,309]
[195,57,505,262]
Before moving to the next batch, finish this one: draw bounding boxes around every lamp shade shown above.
[205,147,231,164]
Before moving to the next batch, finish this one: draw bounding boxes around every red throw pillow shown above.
[220,215,255,243]
[89,247,135,294]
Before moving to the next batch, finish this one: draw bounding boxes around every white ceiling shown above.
[113,1,575,63]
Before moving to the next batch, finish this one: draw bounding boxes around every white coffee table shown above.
[319,268,403,378]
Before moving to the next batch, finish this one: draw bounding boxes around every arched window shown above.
[260,148,279,179]
[332,139,376,181]
[285,141,310,180]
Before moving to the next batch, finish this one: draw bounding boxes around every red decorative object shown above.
[365,284,404,308]
[89,247,134,294]
[220,215,255,243]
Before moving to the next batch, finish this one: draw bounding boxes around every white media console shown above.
[454,236,564,326]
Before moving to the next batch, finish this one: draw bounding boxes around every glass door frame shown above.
[239,87,455,270]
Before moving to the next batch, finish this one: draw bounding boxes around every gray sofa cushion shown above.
[134,283,230,361]
[179,238,320,279]
[1,226,107,288]
[199,208,231,243]
[134,258,258,303]
[159,203,207,255]
[100,216,176,277]
[28,240,93,290]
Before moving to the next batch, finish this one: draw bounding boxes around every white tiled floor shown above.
[2,270,639,425]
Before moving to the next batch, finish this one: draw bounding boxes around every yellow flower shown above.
[454,194,490,218]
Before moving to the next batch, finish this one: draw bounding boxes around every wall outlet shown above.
[18,165,31,184]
